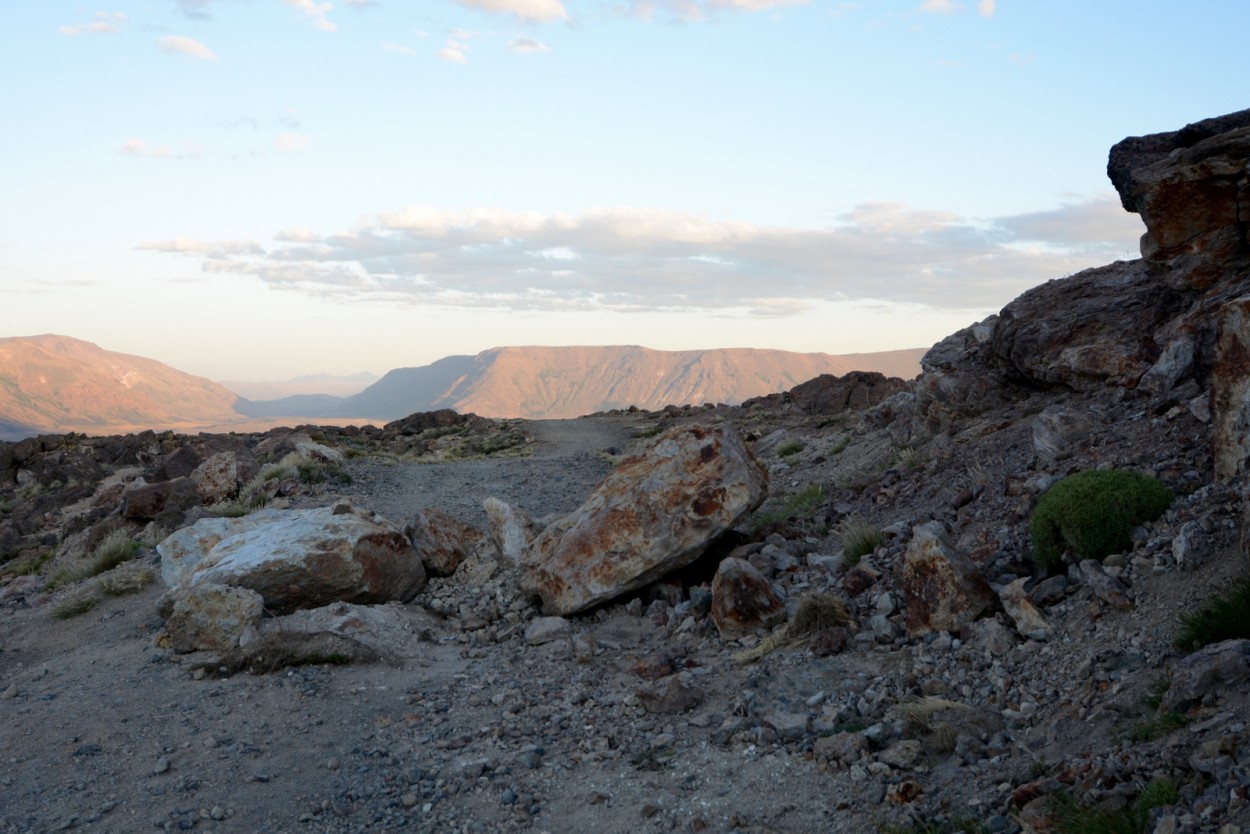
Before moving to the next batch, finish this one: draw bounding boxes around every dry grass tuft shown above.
[734,594,852,664]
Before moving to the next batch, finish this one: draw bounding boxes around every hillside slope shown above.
[0,334,241,435]
[246,345,927,420]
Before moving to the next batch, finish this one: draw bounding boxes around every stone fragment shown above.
[1172,521,1212,567]
[1028,575,1069,608]
[1212,295,1250,478]
[901,522,997,636]
[121,477,200,523]
[710,557,786,639]
[1031,406,1093,463]
[998,577,1052,639]
[525,616,572,646]
[521,424,767,615]
[636,677,705,715]
[1163,639,1250,713]
[404,507,483,577]
[163,505,425,614]
[1138,337,1196,394]
[841,563,880,596]
[190,451,254,504]
[164,582,264,653]
[484,498,537,565]
[1078,560,1133,610]
[813,731,868,764]
[962,618,1016,656]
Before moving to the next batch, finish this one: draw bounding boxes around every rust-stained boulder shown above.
[404,507,484,577]
[1212,295,1250,477]
[1108,108,1250,289]
[901,522,997,637]
[163,582,264,653]
[711,557,786,639]
[190,450,257,504]
[160,504,426,614]
[520,424,767,615]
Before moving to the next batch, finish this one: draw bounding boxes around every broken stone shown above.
[484,497,537,566]
[710,557,786,639]
[998,577,1052,639]
[521,424,767,615]
[1163,639,1250,713]
[901,522,997,636]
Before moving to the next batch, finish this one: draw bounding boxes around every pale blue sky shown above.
[1,1,1245,380]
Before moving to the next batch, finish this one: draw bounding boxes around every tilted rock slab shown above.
[901,522,997,637]
[521,424,768,615]
[159,504,426,614]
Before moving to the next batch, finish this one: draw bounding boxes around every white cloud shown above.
[274,133,310,152]
[918,0,962,12]
[978,0,995,15]
[383,41,416,55]
[136,238,264,256]
[710,0,808,10]
[278,108,303,129]
[172,0,216,20]
[344,0,379,8]
[157,35,219,62]
[508,37,551,54]
[438,39,469,64]
[452,0,569,22]
[59,11,126,36]
[139,198,1144,315]
[118,138,202,158]
[283,0,337,32]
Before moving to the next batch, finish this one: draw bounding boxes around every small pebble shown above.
[153,756,171,775]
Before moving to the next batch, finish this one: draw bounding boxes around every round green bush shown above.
[1029,469,1172,568]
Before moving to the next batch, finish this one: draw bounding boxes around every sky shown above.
[1,1,1246,382]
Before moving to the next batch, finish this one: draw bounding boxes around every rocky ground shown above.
[4,109,1250,834]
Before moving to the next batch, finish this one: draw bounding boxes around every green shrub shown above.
[777,440,805,458]
[1176,575,1250,650]
[752,484,824,529]
[837,514,884,565]
[1030,470,1172,568]
[1049,779,1177,834]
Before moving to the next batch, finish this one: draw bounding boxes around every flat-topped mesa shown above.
[1108,107,1250,289]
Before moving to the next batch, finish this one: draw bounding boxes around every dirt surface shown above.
[3,400,1249,834]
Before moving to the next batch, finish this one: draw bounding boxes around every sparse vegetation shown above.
[98,564,155,596]
[892,445,925,470]
[1049,779,1177,834]
[837,514,885,564]
[752,483,823,529]
[1176,575,1250,650]
[50,590,100,620]
[632,424,665,439]
[879,818,988,834]
[777,439,805,458]
[2,550,50,577]
[1029,470,1172,569]
[45,531,141,591]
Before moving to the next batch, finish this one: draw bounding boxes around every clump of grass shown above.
[632,425,665,439]
[98,564,155,596]
[45,531,142,591]
[1176,575,1250,651]
[1126,711,1189,742]
[753,483,824,528]
[51,590,100,620]
[777,439,805,458]
[828,435,851,455]
[1029,470,1172,569]
[892,445,926,470]
[16,482,43,500]
[1049,779,1177,834]
[3,550,50,578]
[837,514,885,565]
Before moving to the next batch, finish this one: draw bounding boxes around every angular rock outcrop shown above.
[404,507,484,577]
[901,522,997,637]
[484,498,538,566]
[1163,639,1250,713]
[159,504,426,614]
[521,424,767,615]
[787,371,908,415]
[164,582,265,653]
[1108,108,1250,289]
[711,557,786,639]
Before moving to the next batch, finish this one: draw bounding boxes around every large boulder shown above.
[710,557,786,639]
[901,522,997,637]
[521,424,768,615]
[190,450,257,504]
[1163,639,1250,713]
[484,498,538,566]
[788,371,908,415]
[159,504,426,614]
[158,509,291,587]
[404,507,485,577]
[163,582,265,653]
[121,476,201,525]
[1108,108,1250,290]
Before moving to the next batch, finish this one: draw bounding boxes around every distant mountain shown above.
[0,335,242,436]
[219,372,379,401]
[241,345,927,421]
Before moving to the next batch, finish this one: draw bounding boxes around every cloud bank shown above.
[140,197,1144,315]
[158,35,218,61]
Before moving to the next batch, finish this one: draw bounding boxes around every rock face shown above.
[521,424,768,615]
[1107,108,1250,289]
[901,522,997,637]
[786,371,909,415]
[1212,295,1250,477]
[159,504,426,614]
[710,557,786,639]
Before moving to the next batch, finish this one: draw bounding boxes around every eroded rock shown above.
[710,557,786,639]
[521,424,767,615]
[901,522,997,637]
[404,507,484,577]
